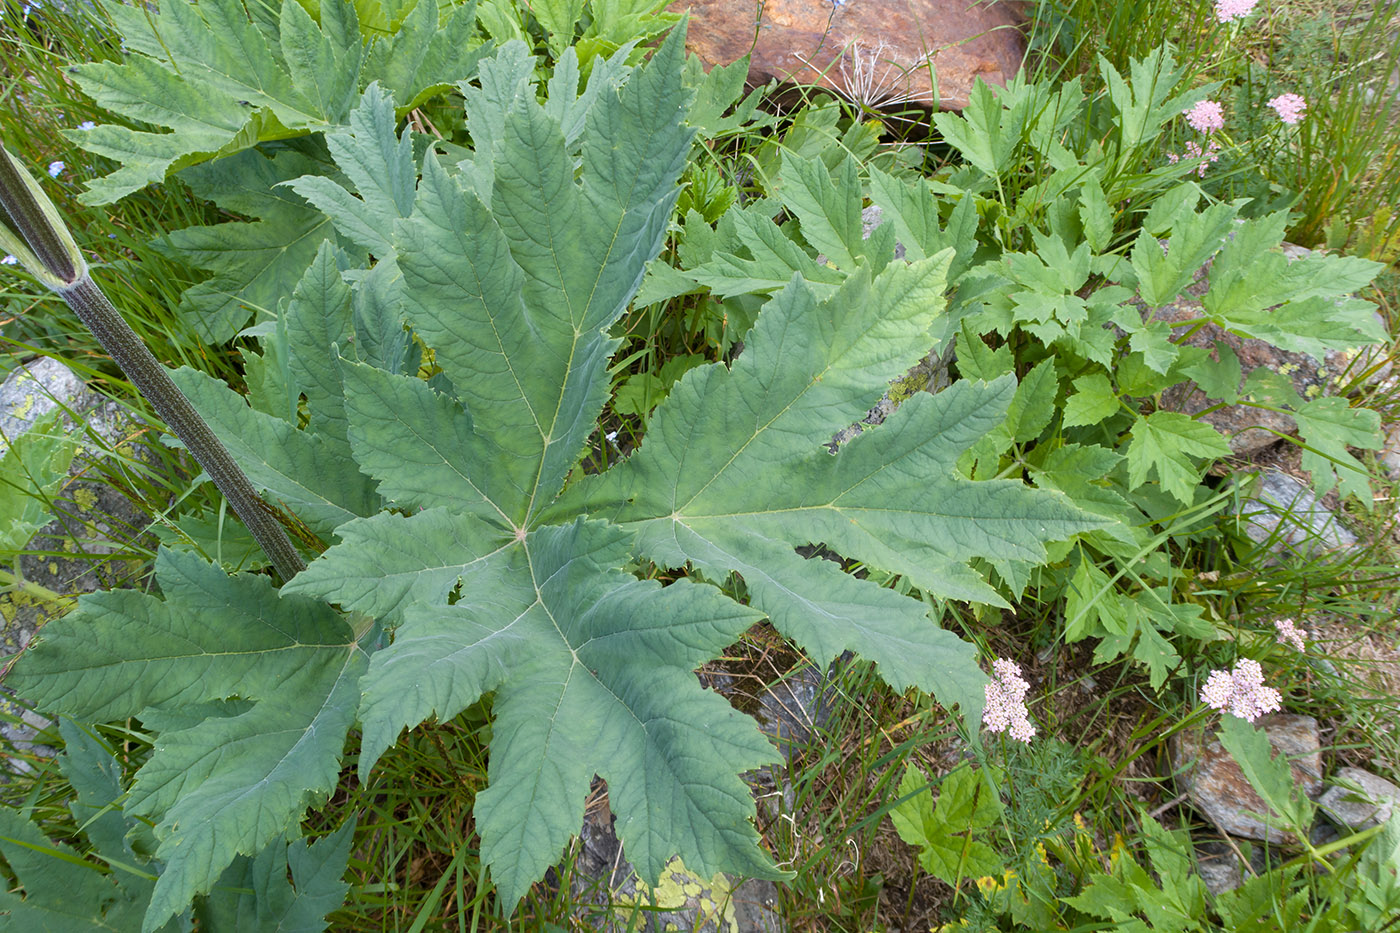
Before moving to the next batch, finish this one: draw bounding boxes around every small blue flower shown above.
[47,161,64,178]
[78,121,96,131]
[1,255,17,266]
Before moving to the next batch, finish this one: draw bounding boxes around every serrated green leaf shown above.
[890,763,1003,885]
[1218,714,1315,836]
[197,821,354,933]
[1063,372,1119,427]
[1131,201,1237,307]
[157,148,353,343]
[1124,411,1231,504]
[867,166,978,273]
[170,366,378,538]
[7,550,369,933]
[284,83,417,257]
[533,0,585,56]
[392,36,691,527]
[1294,396,1381,500]
[277,240,356,441]
[57,720,144,891]
[0,806,147,931]
[0,413,76,555]
[284,508,511,625]
[72,0,332,203]
[1079,172,1113,252]
[563,261,1101,711]
[686,203,846,298]
[780,152,864,269]
[933,80,1022,177]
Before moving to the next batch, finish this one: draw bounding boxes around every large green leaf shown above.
[560,262,1101,711]
[387,32,691,528]
[7,550,370,933]
[154,148,354,344]
[68,0,486,204]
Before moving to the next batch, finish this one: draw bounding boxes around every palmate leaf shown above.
[7,550,371,933]
[277,25,1100,905]
[69,0,486,204]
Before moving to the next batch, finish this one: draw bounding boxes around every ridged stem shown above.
[58,276,306,581]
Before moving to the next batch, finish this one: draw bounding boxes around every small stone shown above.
[1194,838,1268,896]
[1236,471,1357,558]
[1378,423,1400,481]
[1169,713,1323,844]
[1318,767,1400,830]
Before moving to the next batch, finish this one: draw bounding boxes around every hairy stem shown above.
[58,276,306,581]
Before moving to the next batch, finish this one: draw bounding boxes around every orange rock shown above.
[671,0,1027,110]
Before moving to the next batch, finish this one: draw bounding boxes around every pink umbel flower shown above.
[1168,140,1223,176]
[1274,618,1309,652]
[1267,93,1306,124]
[1200,658,1283,722]
[1215,0,1258,22]
[984,658,1036,743]
[1185,100,1225,134]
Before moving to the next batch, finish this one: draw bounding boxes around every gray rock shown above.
[0,356,126,454]
[1378,423,1400,481]
[1319,767,1400,830]
[1236,470,1357,558]
[1169,713,1323,844]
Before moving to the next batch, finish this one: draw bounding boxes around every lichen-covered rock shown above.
[1169,713,1323,844]
[675,0,1025,111]
[571,797,784,932]
[1,358,158,766]
[1319,767,1400,830]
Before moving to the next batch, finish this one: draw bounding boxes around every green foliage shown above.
[8,24,1099,927]
[1063,816,1208,932]
[8,550,371,931]
[1216,715,1315,842]
[890,762,1004,884]
[0,412,76,557]
[69,0,488,205]
[0,720,353,932]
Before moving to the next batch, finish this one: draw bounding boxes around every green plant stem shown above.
[57,276,306,581]
[0,567,73,608]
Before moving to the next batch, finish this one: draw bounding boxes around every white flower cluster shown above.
[984,658,1036,743]
[1200,658,1281,722]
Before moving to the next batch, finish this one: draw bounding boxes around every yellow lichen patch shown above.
[71,487,98,511]
[48,562,58,576]
[12,393,36,420]
[887,369,931,404]
[615,857,740,933]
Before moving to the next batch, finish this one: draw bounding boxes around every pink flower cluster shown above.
[1274,618,1309,652]
[1267,93,1307,124]
[1200,658,1282,722]
[1215,0,1258,23]
[1168,140,1223,176]
[984,658,1036,743]
[1185,100,1226,134]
